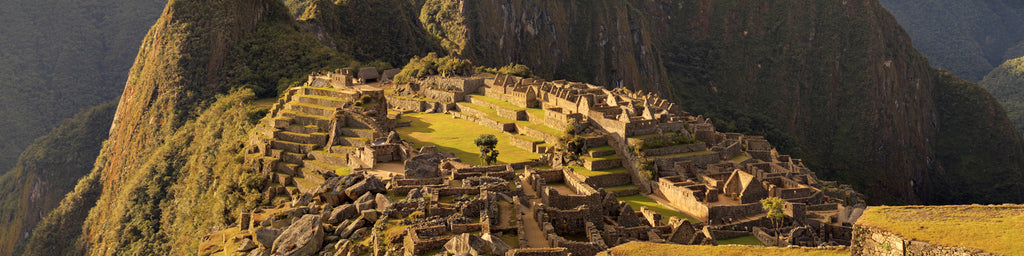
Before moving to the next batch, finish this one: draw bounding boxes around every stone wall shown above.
[641,143,706,157]
[652,181,710,221]
[510,134,541,152]
[584,157,622,171]
[583,172,631,188]
[517,123,561,145]
[385,96,425,112]
[851,226,994,256]
[707,203,764,222]
[652,151,720,170]
[505,248,570,256]
[562,168,599,195]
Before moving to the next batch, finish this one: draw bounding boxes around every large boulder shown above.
[404,153,442,178]
[355,192,376,212]
[444,233,506,256]
[328,204,358,225]
[480,233,511,255]
[375,193,393,211]
[360,209,379,222]
[272,215,325,256]
[338,218,367,239]
[345,175,386,198]
[252,227,281,249]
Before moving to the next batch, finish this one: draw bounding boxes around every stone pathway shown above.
[519,177,550,248]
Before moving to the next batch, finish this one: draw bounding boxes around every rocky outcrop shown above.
[272,215,325,256]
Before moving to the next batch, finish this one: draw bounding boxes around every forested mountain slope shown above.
[0,0,164,174]
[19,0,1024,254]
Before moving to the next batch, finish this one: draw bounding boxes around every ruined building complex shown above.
[203,68,861,256]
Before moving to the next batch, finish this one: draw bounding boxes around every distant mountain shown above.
[980,57,1024,135]
[0,102,115,255]
[0,0,164,174]
[879,0,1024,82]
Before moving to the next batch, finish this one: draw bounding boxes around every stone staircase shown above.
[248,86,382,198]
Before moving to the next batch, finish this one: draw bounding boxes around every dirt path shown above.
[518,177,550,248]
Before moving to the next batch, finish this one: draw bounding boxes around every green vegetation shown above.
[879,0,1024,82]
[396,112,538,165]
[602,241,848,256]
[0,0,164,177]
[568,165,628,177]
[474,134,500,165]
[717,235,765,246]
[478,63,533,77]
[617,195,698,223]
[761,197,785,245]
[420,0,466,55]
[0,102,117,255]
[980,56,1024,136]
[857,205,1024,256]
[394,53,473,83]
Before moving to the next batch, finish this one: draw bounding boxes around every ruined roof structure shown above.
[200,69,860,256]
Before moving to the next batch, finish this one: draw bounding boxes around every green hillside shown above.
[0,102,116,255]
[0,0,164,174]
[879,0,1024,82]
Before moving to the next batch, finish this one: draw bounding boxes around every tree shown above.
[760,196,786,246]
[475,134,499,165]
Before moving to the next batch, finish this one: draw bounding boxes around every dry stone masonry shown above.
[198,68,863,256]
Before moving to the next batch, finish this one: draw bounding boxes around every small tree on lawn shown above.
[475,134,499,165]
[760,196,786,246]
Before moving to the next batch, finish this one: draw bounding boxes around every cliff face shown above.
[0,102,116,256]
[421,0,1024,204]
[22,0,346,255]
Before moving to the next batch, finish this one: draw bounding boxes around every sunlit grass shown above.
[396,112,538,165]
[857,205,1024,255]
[617,194,698,223]
[600,241,848,256]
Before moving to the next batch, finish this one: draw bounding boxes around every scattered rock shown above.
[291,193,313,208]
[271,215,325,256]
[328,204,358,225]
[338,218,367,239]
[252,227,281,249]
[334,219,352,237]
[247,247,271,256]
[375,193,392,211]
[404,153,441,178]
[355,192,376,212]
[444,233,495,256]
[345,175,386,199]
[350,227,370,241]
[360,209,379,222]
[237,238,257,252]
[480,233,511,255]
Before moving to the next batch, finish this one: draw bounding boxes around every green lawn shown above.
[603,184,639,193]
[617,194,699,223]
[656,150,716,158]
[717,235,765,246]
[568,165,628,177]
[396,112,539,165]
[602,242,848,256]
[516,120,564,137]
[468,94,525,110]
[857,205,1024,256]
[525,107,545,118]
[588,145,615,153]
[629,131,678,140]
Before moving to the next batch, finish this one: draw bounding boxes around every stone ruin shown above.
[199,70,863,256]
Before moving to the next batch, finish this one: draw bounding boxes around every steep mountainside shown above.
[0,0,164,174]
[0,102,116,256]
[980,57,1024,135]
[401,0,1024,204]
[19,0,1024,254]
[21,0,350,254]
[878,0,1024,82]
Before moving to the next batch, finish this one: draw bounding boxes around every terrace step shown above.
[283,124,321,134]
[274,130,328,147]
[303,159,351,176]
[338,127,376,138]
[587,146,617,158]
[275,162,301,176]
[583,155,623,171]
[281,110,332,130]
[296,94,349,108]
[286,102,338,119]
[270,171,295,187]
[270,140,316,154]
[280,151,306,165]
[309,150,350,168]
[337,136,370,147]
